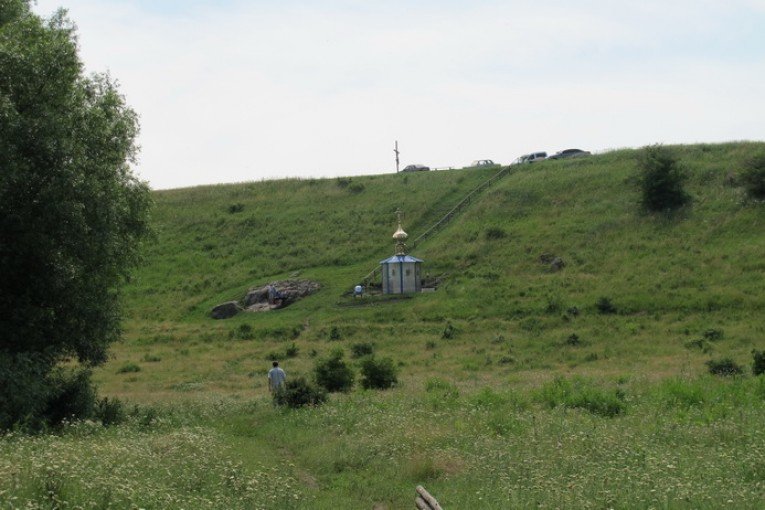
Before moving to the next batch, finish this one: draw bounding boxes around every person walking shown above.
[268,361,286,393]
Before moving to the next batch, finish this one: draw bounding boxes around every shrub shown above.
[360,357,398,390]
[328,326,342,341]
[273,377,327,408]
[703,329,724,341]
[42,368,97,427]
[350,342,375,358]
[706,358,744,377]
[753,350,765,376]
[314,349,355,392]
[116,362,141,374]
[566,333,581,346]
[596,297,617,314]
[637,145,689,212]
[227,203,244,214]
[442,322,456,339]
[485,227,506,240]
[229,323,254,340]
[537,377,625,417]
[740,152,765,200]
[94,397,126,426]
[284,343,299,358]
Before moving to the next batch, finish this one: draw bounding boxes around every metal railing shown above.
[360,165,514,286]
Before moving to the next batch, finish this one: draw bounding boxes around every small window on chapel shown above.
[406,269,411,276]
[390,268,395,276]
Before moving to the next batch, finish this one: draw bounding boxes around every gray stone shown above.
[550,257,565,271]
[211,301,242,320]
[244,279,322,312]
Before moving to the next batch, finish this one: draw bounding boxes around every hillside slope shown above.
[106,142,765,399]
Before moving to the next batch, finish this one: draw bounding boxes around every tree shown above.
[637,145,689,213]
[0,1,151,429]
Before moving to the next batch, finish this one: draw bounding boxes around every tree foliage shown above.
[0,1,151,429]
[637,145,689,213]
[740,152,765,201]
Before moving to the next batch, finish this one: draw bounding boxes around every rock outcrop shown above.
[211,279,321,319]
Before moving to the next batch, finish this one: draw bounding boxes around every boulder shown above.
[211,301,242,320]
[244,279,322,312]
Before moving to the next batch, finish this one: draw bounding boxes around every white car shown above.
[470,159,497,167]
[513,152,547,164]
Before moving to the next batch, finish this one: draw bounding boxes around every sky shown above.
[33,0,765,190]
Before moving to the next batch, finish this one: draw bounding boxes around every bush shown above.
[740,152,765,200]
[360,357,398,390]
[442,322,456,339]
[94,397,126,426]
[753,350,765,376]
[706,358,744,377]
[637,145,689,212]
[273,377,327,408]
[596,297,617,314]
[485,227,506,240]
[314,349,355,392]
[42,368,97,427]
[537,377,625,417]
[229,323,254,340]
[328,326,342,341]
[350,342,375,358]
[116,362,141,374]
[284,343,299,358]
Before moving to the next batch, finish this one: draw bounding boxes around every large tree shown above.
[0,0,151,428]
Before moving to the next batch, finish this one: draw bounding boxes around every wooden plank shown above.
[415,485,443,510]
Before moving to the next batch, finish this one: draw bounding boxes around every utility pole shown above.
[394,140,400,173]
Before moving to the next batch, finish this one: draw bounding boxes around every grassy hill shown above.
[107,141,765,400]
[4,142,765,509]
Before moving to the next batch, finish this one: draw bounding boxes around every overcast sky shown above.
[33,0,765,190]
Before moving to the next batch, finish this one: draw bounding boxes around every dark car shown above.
[547,149,591,160]
[402,164,430,172]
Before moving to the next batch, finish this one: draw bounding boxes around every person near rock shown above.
[268,361,286,393]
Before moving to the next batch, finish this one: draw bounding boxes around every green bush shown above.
[637,145,690,212]
[314,349,355,392]
[706,358,744,377]
[94,397,126,426]
[360,357,398,390]
[350,342,375,358]
[753,350,765,376]
[740,152,765,200]
[273,377,327,408]
[284,343,299,358]
[116,362,141,374]
[485,227,506,240]
[596,297,617,314]
[42,368,97,427]
[537,377,625,417]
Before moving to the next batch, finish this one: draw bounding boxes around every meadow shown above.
[2,142,765,508]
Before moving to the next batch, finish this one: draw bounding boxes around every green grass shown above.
[4,141,765,508]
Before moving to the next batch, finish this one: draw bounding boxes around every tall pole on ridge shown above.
[394,140,400,173]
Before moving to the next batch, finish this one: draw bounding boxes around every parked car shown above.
[470,159,497,167]
[402,164,430,172]
[547,148,590,160]
[513,152,547,164]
